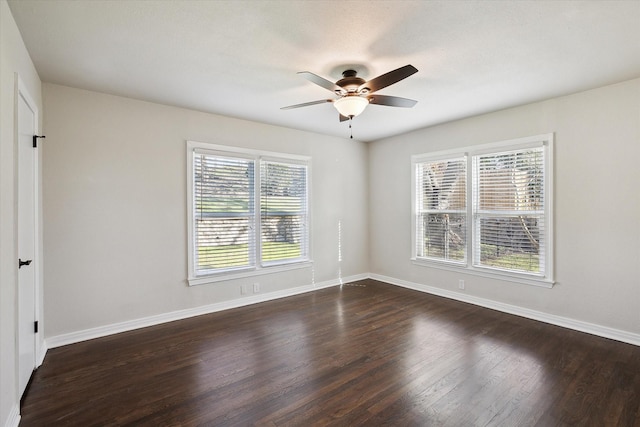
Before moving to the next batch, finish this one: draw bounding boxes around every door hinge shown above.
[19,258,33,269]
[34,321,38,334]
[33,135,46,148]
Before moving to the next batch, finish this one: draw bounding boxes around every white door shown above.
[17,82,38,397]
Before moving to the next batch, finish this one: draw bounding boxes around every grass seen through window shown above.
[198,242,302,270]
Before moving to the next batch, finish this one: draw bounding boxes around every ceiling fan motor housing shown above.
[337,70,367,94]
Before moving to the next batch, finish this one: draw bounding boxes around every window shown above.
[412,134,553,286]
[473,147,545,274]
[415,157,467,263]
[188,142,310,284]
[260,160,308,265]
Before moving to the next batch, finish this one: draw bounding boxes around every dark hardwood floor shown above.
[21,279,640,426]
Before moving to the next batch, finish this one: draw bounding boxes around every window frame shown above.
[187,141,312,286]
[411,134,554,288]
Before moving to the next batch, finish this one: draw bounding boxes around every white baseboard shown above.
[45,271,639,352]
[3,405,20,427]
[36,340,47,367]
[370,273,640,347]
[46,273,368,349]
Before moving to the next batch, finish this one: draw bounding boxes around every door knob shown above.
[18,259,32,269]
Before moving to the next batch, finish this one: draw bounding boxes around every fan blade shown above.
[281,99,333,110]
[358,65,418,93]
[298,71,346,95]
[339,114,349,122]
[368,94,417,108]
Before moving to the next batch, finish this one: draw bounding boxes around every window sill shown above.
[188,260,313,286]
[411,258,555,289]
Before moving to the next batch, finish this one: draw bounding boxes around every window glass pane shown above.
[477,216,543,273]
[194,154,255,274]
[196,217,252,269]
[476,149,544,212]
[416,158,466,262]
[260,161,308,264]
[420,213,466,261]
[419,159,466,211]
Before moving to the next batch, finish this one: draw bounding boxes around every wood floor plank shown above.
[20,279,640,426]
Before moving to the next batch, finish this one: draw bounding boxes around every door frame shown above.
[15,74,43,398]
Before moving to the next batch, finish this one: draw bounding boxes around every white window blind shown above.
[473,147,545,275]
[415,158,467,263]
[189,143,310,283]
[193,153,255,275]
[260,160,308,265]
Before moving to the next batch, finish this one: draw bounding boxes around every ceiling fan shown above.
[281,64,419,122]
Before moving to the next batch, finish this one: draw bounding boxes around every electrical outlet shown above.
[253,283,260,293]
[241,284,248,295]
[458,279,465,290]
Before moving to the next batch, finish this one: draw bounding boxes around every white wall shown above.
[0,1,43,425]
[42,83,369,339]
[369,78,640,337]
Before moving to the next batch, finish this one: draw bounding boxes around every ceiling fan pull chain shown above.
[349,117,353,139]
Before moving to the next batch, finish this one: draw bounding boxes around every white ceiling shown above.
[8,0,640,142]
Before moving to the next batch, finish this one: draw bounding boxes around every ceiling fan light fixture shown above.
[333,96,369,118]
